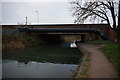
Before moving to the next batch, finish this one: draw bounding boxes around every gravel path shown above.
[78,44,118,78]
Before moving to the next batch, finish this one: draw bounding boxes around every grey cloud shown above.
[2,2,74,24]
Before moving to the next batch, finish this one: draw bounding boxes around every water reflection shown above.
[3,60,77,78]
[3,44,81,64]
[3,44,82,78]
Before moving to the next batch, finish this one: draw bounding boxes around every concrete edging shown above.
[73,44,90,78]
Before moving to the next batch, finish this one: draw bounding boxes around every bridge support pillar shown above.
[81,34,85,42]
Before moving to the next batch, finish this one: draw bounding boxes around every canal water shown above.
[2,43,82,78]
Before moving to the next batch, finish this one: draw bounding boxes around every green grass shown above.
[86,40,112,44]
[99,43,120,75]
[86,40,120,75]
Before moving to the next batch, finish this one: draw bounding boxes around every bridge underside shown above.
[18,27,108,40]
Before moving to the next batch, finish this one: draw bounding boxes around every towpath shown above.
[78,43,118,78]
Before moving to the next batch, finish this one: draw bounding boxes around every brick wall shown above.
[107,29,117,41]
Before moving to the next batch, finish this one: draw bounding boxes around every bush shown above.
[2,34,46,50]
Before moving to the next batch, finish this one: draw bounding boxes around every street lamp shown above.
[36,11,39,25]
[25,17,28,25]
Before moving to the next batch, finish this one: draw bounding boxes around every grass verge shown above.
[86,40,112,44]
[86,40,120,75]
[99,43,120,75]
[73,46,90,78]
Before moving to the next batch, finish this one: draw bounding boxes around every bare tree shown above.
[118,1,120,43]
[70,0,120,32]
[118,1,120,28]
[70,0,120,42]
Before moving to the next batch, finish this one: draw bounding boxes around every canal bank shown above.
[73,43,90,78]
[76,43,118,78]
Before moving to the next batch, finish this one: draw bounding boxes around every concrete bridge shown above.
[3,24,112,41]
[18,27,108,40]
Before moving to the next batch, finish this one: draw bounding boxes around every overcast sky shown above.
[1,0,76,25]
[1,0,118,25]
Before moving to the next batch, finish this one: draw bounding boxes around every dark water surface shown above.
[2,43,82,78]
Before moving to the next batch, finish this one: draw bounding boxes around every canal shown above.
[2,43,82,78]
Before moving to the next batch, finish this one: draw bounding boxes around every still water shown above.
[2,43,82,78]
